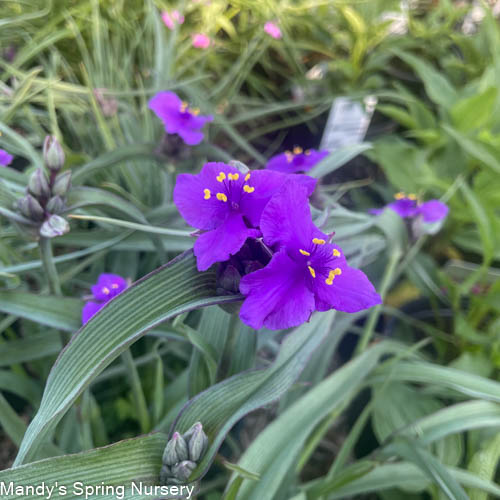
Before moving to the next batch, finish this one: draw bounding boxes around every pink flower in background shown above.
[162,10,185,30]
[264,21,282,39]
[192,33,211,49]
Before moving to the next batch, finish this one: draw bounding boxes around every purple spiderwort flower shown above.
[0,149,13,166]
[264,21,282,39]
[266,147,329,173]
[82,273,128,324]
[149,91,213,146]
[174,162,317,271]
[162,10,184,30]
[239,181,381,330]
[192,33,211,49]
[370,192,448,223]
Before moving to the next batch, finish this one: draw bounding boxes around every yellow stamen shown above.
[293,146,303,155]
[216,172,226,182]
[333,248,341,257]
[203,188,211,200]
[312,238,326,245]
[180,101,189,112]
[243,185,255,193]
[308,266,316,278]
[334,268,342,276]
[216,193,228,202]
[407,193,417,200]
[299,249,311,256]
[102,286,110,295]
[111,283,118,289]
[190,107,200,116]
[285,151,293,163]
[244,173,251,181]
[394,192,405,200]
[325,268,342,285]
[228,173,239,181]
[305,149,311,155]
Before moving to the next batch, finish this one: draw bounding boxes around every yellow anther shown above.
[102,286,110,295]
[180,101,189,112]
[203,188,211,200]
[407,193,417,200]
[216,193,228,202]
[312,238,326,245]
[243,185,255,193]
[305,149,311,155]
[299,249,311,256]
[333,248,341,257]
[216,172,226,182]
[228,173,239,181]
[190,107,200,116]
[111,283,119,289]
[285,151,293,163]
[293,146,303,155]
[325,277,334,285]
[308,266,316,278]
[394,192,405,200]
[244,173,251,181]
[334,267,342,276]
[325,268,341,285]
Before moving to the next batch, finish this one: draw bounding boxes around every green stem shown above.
[121,349,151,434]
[39,237,61,295]
[356,248,402,354]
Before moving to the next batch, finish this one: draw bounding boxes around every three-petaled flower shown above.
[239,181,382,330]
[370,192,448,223]
[149,91,213,146]
[174,162,317,271]
[82,273,128,324]
[0,149,13,167]
[266,147,329,173]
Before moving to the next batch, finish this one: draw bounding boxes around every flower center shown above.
[202,171,255,209]
[298,239,342,285]
[394,192,418,201]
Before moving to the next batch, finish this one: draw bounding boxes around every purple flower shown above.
[239,181,381,330]
[174,162,317,271]
[0,149,13,166]
[266,147,329,173]
[370,192,448,223]
[82,273,128,324]
[192,33,211,49]
[149,91,213,146]
[264,21,282,39]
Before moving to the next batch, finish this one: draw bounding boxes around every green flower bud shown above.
[171,460,196,482]
[187,423,208,462]
[52,171,72,197]
[17,195,45,222]
[46,195,65,215]
[28,169,51,200]
[162,432,189,466]
[43,135,65,172]
[159,464,171,486]
[39,214,69,238]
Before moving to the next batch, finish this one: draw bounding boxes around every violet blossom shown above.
[162,10,185,30]
[149,91,213,145]
[239,181,381,330]
[264,21,282,39]
[174,162,317,271]
[192,33,211,49]
[266,147,329,173]
[0,149,13,166]
[82,273,128,324]
[370,192,448,223]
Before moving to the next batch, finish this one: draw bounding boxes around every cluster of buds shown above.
[160,422,208,486]
[15,136,71,238]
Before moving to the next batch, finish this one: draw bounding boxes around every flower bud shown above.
[40,214,70,238]
[52,171,72,197]
[171,460,196,482]
[17,195,45,221]
[46,195,65,214]
[187,422,208,462]
[43,135,65,172]
[28,169,51,200]
[159,464,171,486]
[162,432,188,466]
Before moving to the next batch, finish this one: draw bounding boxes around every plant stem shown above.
[121,349,151,434]
[39,236,61,295]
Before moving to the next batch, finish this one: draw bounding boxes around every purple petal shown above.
[387,198,418,218]
[178,129,205,146]
[266,149,329,173]
[81,301,105,324]
[148,91,183,134]
[239,250,315,330]
[417,200,448,223]
[0,149,13,166]
[369,208,383,216]
[313,264,382,313]
[194,213,260,271]
[92,273,127,301]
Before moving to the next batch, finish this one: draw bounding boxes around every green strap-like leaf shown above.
[14,250,237,465]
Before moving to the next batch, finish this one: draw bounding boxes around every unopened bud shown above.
[52,171,72,197]
[17,195,45,221]
[159,464,171,486]
[28,169,51,200]
[43,135,65,172]
[40,214,69,238]
[162,432,188,466]
[185,422,208,462]
[46,195,65,215]
[171,460,196,482]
